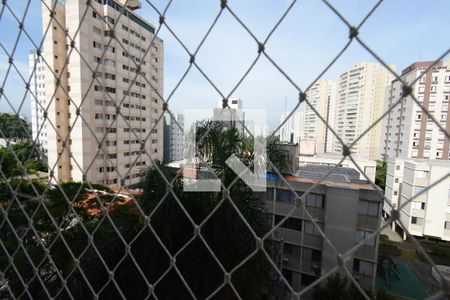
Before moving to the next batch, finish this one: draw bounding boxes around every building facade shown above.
[169,113,184,162]
[279,111,292,143]
[303,79,336,154]
[29,51,48,160]
[264,169,382,295]
[292,111,304,145]
[383,60,450,160]
[334,62,395,160]
[42,0,163,186]
[384,157,450,241]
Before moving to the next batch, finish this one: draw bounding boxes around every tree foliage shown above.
[1,121,289,299]
[0,141,47,178]
[375,155,387,190]
[0,113,31,139]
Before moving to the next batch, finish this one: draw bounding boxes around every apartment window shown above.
[93,41,102,49]
[283,243,301,259]
[92,11,97,19]
[411,217,418,224]
[276,189,295,204]
[395,178,399,183]
[104,59,116,67]
[94,85,101,91]
[355,230,376,247]
[122,25,128,31]
[93,26,102,35]
[445,221,450,230]
[122,38,129,45]
[393,191,398,196]
[306,194,325,208]
[105,16,115,24]
[95,113,103,119]
[304,221,323,235]
[104,73,116,80]
[104,30,114,37]
[105,45,115,53]
[353,259,373,276]
[95,99,103,105]
[358,200,379,217]
[274,215,302,231]
[303,248,321,263]
[412,202,425,210]
[95,56,101,64]
[105,87,116,94]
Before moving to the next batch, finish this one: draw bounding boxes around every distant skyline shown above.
[1,0,450,129]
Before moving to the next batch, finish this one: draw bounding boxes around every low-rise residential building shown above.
[383,157,450,241]
[264,166,382,295]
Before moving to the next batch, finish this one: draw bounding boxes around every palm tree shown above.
[1,120,290,299]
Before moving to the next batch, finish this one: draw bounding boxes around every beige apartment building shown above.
[42,0,163,186]
[333,62,395,160]
[383,60,450,160]
[303,79,336,154]
[265,166,382,296]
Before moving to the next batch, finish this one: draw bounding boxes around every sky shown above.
[0,0,449,129]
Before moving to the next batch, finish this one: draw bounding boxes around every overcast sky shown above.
[1,0,449,129]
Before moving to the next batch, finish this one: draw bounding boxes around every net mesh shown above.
[0,0,449,299]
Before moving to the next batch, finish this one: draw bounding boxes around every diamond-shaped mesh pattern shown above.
[0,0,449,299]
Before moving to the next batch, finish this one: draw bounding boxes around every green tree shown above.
[1,120,290,299]
[0,141,47,178]
[0,113,30,139]
[375,155,387,190]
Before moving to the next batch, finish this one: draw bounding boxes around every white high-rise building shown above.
[292,111,304,145]
[169,113,184,162]
[383,60,450,160]
[214,98,245,134]
[303,79,336,154]
[42,0,164,186]
[279,112,292,142]
[333,62,395,160]
[29,51,48,160]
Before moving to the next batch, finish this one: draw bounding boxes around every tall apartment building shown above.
[42,0,163,186]
[292,111,304,145]
[264,167,382,295]
[29,51,48,160]
[334,62,395,160]
[303,79,336,154]
[279,112,292,142]
[169,113,184,162]
[383,157,450,241]
[383,60,450,160]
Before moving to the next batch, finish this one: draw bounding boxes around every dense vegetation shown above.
[0,121,290,299]
[0,113,31,139]
[0,141,47,178]
[375,155,387,190]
